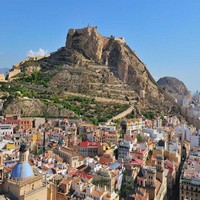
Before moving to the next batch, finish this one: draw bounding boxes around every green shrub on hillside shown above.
[16,71,49,87]
[143,112,155,119]
[0,84,36,98]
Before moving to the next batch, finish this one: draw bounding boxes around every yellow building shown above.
[152,141,181,171]
[6,143,15,150]
[53,146,85,168]
[98,143,114,156]
[32,131,42,143]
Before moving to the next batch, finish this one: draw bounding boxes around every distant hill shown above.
[0,26,179,121]
[157,77,189,97]
[0,68,9,74]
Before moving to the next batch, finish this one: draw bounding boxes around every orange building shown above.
[102,132,118,145]
[100,154,115,164]
[19,118,33,130]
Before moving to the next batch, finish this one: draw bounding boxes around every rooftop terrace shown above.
[181,148,200,185]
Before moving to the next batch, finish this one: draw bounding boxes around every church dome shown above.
[11,162,34,179]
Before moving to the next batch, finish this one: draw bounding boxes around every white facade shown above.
[191,131,200,147]
[176,124,200,148]
[118,140,134,161]
[99,125,116,132]
[175,124,193,142]
[0,124,13,138]
[84,158,102,172]
[142,128,164,140]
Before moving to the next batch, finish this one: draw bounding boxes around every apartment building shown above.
[179,147,200,200]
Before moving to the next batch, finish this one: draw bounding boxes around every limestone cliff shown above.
[63,27,161,99]
[3,98,76,117]
[4,26,179,117]
[46,26,177,114]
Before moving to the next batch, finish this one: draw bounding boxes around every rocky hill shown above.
[157,77,189,97]
[1,26,179,121]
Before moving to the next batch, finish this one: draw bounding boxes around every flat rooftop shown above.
[181,148,200,185]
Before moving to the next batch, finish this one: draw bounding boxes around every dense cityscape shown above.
[1,1,200,200]
[0,89,199,199]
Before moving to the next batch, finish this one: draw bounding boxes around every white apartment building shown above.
[142,128,164,141]
[0,124,13,138]
[118,140,134,161]
[176,124,200,147]
[190,131,200,147]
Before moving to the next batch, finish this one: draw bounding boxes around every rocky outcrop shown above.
[0,91,9,99]
[66,27,109,62]
[64,27,157,94]
[3,98,45,116]
[7,69,21,81]
[157,77,189,97]
[3,98,76,117]
[64,27,161,98]
[0,74,6,81]
[5,26,179,117]
[22,65,41,75]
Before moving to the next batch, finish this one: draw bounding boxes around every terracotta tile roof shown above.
[164,159,174,174]
[131,158,143,165]
[90,190,104,197]
[155,179,161,194]
[72,177,81,184]
[133,188,149,200]
[79,140,99,147]
[69,168,77,176]
[62,177,73,185]
[57,192,68,200]
[81,173,93,180]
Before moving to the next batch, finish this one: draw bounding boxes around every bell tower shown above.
[19,143,29,162]
[156,155,164,182]
[0,150,3,181]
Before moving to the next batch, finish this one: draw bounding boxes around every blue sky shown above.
[1,0,200,91]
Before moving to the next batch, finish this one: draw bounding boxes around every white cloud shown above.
[27,48,48,57]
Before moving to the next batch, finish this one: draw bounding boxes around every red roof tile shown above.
[79,140,99,147]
